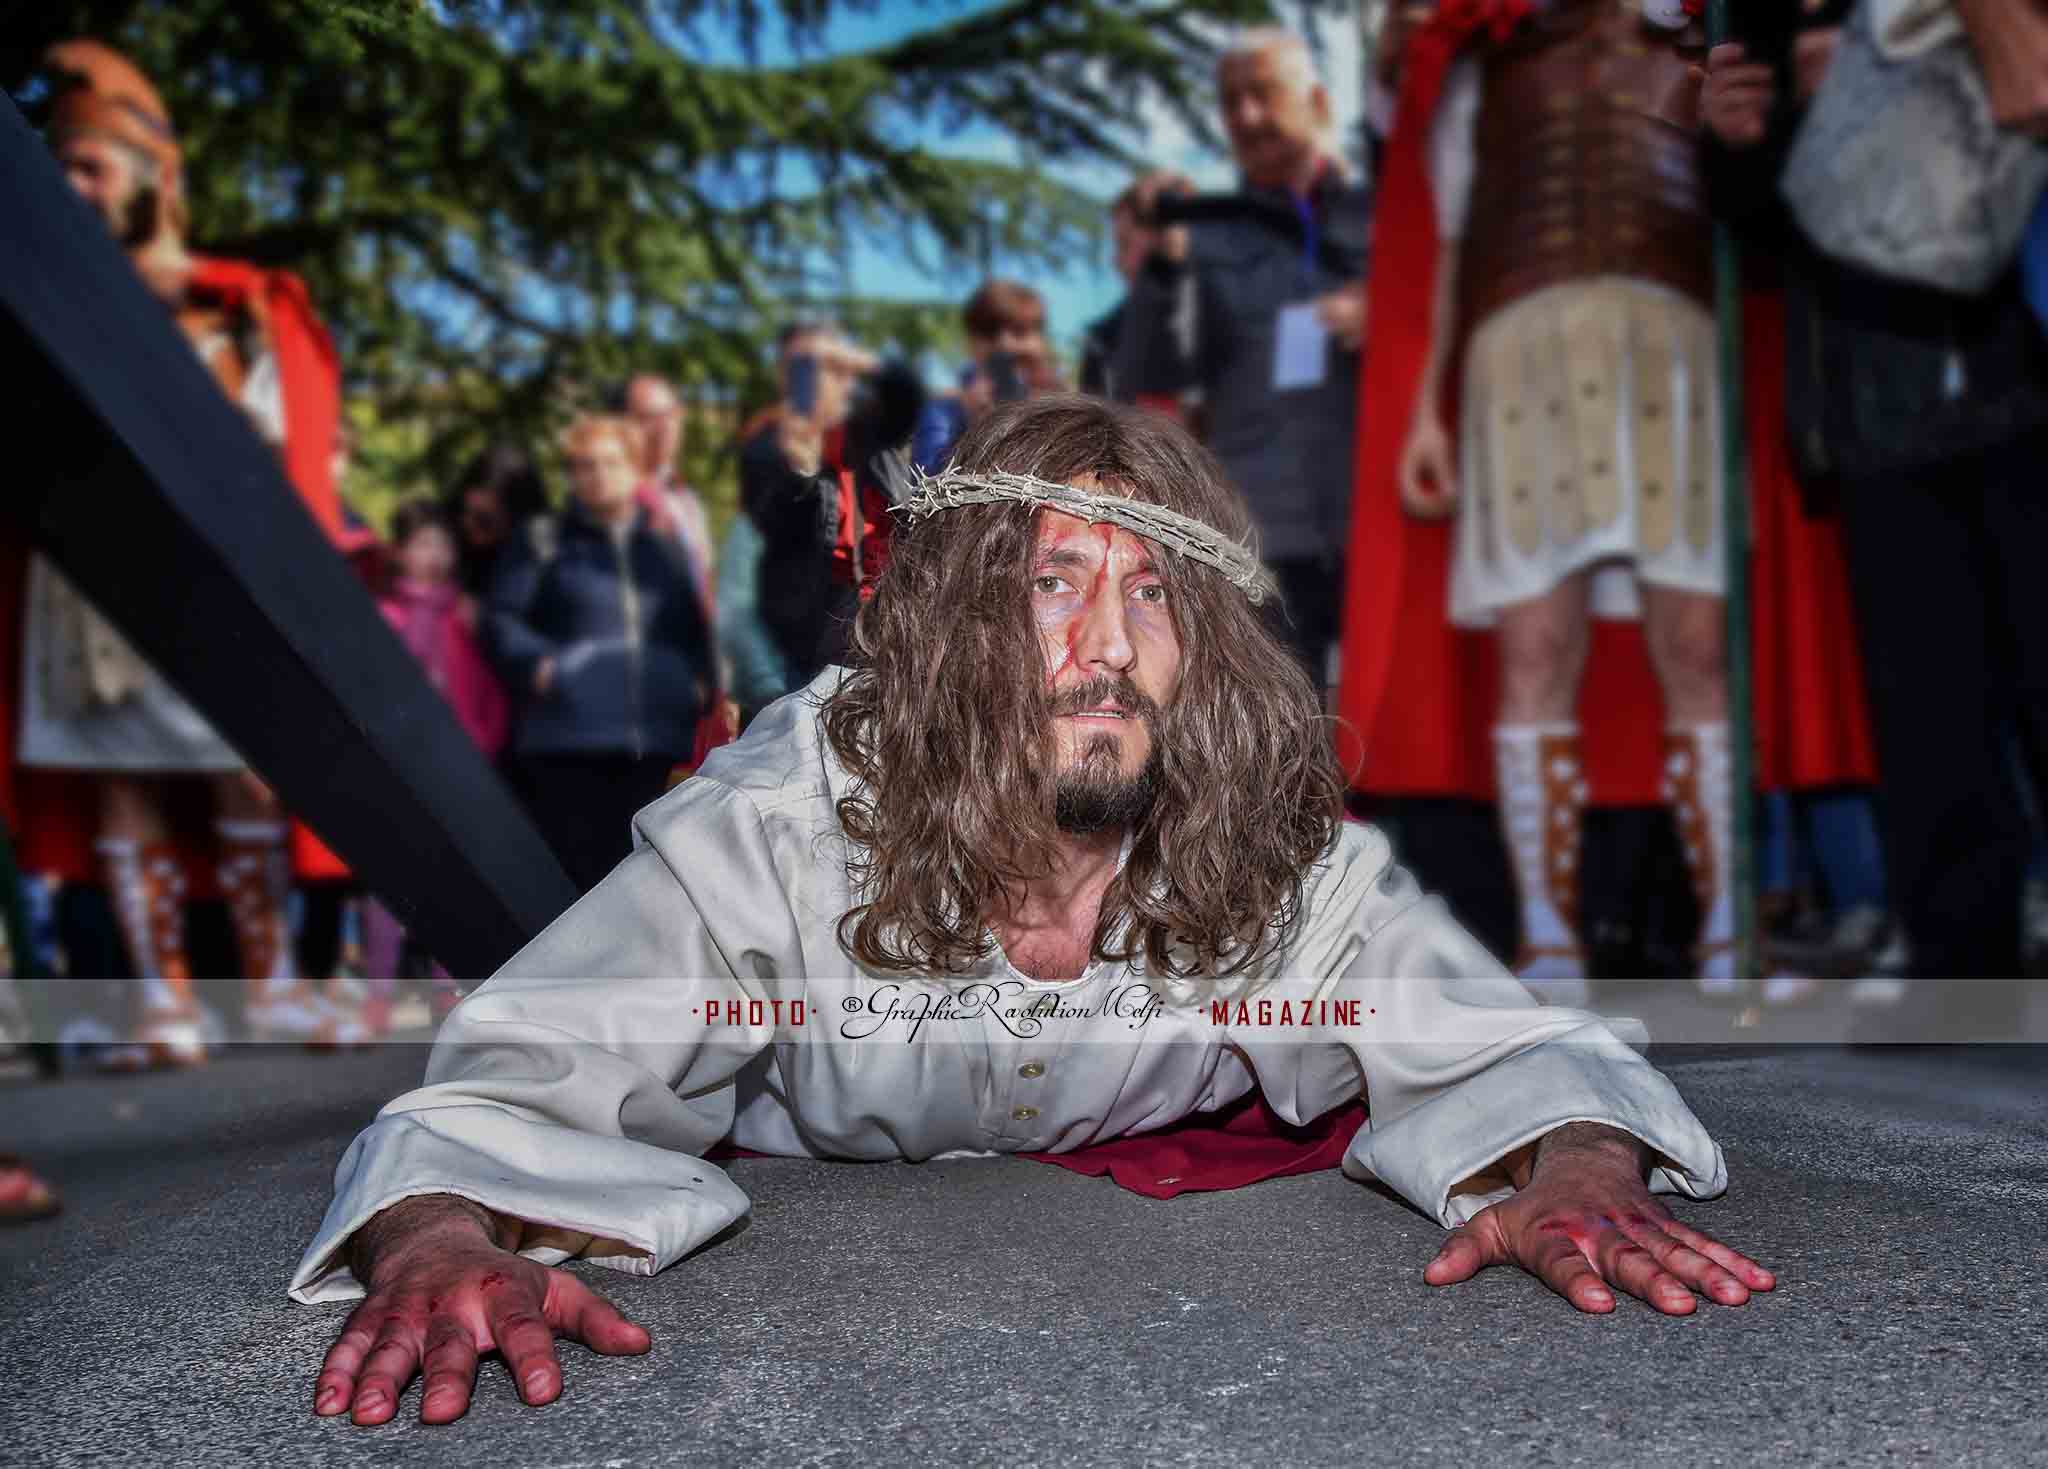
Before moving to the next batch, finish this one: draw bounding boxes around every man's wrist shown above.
[346,1193,510,1285]
[1530,1121,1651,1181]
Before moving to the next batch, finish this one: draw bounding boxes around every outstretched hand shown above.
[315,1203,650,1426]
[1424,1124,1775,1315]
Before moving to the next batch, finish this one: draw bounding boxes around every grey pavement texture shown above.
[2,1036,2044,1468]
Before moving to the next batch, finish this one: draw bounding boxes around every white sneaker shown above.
[1848,926,1912,1008]
[99,1005,210,1071]
[1695,972,1742,1001]
[245,982,372,1046]
[1848,975,1909,1008]
[1760,973,1821,1007]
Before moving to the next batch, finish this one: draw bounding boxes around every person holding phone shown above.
[911,280,1057,473]
[739,322,925,690]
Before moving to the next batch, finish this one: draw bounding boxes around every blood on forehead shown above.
[1031,510,1172,686]
[1030,508,1160,576]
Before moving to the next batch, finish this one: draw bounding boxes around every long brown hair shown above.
[822,395,1344,980]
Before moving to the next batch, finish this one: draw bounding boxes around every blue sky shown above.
[684,1,1366,361]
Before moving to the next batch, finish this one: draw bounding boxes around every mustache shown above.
[1049,675,1161,724]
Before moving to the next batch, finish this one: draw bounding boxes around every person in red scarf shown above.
[1338,0,1872,1007]
[2,41,369,1060]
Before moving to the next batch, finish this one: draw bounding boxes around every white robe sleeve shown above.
[1229,828,1727,1229]
[288,779,802,1303]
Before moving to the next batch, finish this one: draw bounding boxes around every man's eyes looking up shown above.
[1031,574,1167,604]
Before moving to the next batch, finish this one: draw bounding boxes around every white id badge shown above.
[1272,302,1329,392]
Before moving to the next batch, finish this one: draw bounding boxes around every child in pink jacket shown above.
[363,502,509,1025]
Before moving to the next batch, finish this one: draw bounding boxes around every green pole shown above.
[1706,0,1758,999]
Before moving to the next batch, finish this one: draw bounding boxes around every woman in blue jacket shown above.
[486,414,714,892]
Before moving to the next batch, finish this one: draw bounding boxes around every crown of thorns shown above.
[897,466,1275,605]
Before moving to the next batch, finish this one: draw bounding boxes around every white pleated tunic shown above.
[289,669,1728,1304]
[1428,55,1728,627]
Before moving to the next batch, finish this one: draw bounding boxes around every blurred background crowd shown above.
[1,0,2045,1140]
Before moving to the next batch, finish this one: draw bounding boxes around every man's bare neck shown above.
[992,827,1125,980]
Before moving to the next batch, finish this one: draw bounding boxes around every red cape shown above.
[1335,2,1875,804]
[1,256,352,889]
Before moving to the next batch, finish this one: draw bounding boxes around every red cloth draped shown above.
[1022,1091,1366,1198]
[1335,2,1875,804]
[1742,294,1879,788]
[704,1092,1366,1199]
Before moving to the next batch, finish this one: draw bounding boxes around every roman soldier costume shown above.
[0,42,363,1059]
[1338,0,1877,996]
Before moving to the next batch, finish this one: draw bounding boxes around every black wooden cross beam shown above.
[0,97,576,980]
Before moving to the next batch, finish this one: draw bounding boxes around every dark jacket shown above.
[1112,168,1371,560]
[1078,300,1127,400]
[740,361,924,686]
[485,498,713,760]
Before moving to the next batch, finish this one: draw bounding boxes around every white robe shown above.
[289,668,1727,1304]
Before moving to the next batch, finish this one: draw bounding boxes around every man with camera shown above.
[739,322,924,692]
[1112,28,1371,692]
[912,279,1059,473]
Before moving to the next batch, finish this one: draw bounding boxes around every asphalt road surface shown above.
[3,1018,2043,1467]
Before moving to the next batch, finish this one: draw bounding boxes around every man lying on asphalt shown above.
[294,397,1773,1427]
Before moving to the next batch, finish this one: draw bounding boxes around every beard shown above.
[1049,675,1166,834]
[1054,739,1162,833]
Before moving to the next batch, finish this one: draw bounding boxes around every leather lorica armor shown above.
[1456,0,1711,337]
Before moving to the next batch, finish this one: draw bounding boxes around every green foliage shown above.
[6,0,1343,519]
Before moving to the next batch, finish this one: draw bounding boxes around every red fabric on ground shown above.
[1022,1091,1367,1197]
[704,1092,1366,1198]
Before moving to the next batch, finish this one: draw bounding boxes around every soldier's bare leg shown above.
[1639,585,1797,999]
[95,774,204,1066]
[1493,574,1594,1002]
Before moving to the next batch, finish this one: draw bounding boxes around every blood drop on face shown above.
[1032,517,1176,689]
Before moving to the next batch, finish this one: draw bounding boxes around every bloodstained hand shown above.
[314,1196,650,1426]
[1423,1123,1776,1315]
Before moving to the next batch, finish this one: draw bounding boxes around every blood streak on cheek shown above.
[1038,524,1115,684]
[1040,602,1079,683]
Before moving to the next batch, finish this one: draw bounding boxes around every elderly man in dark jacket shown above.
[487,413,714,892]
[1113,27,1371,691]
